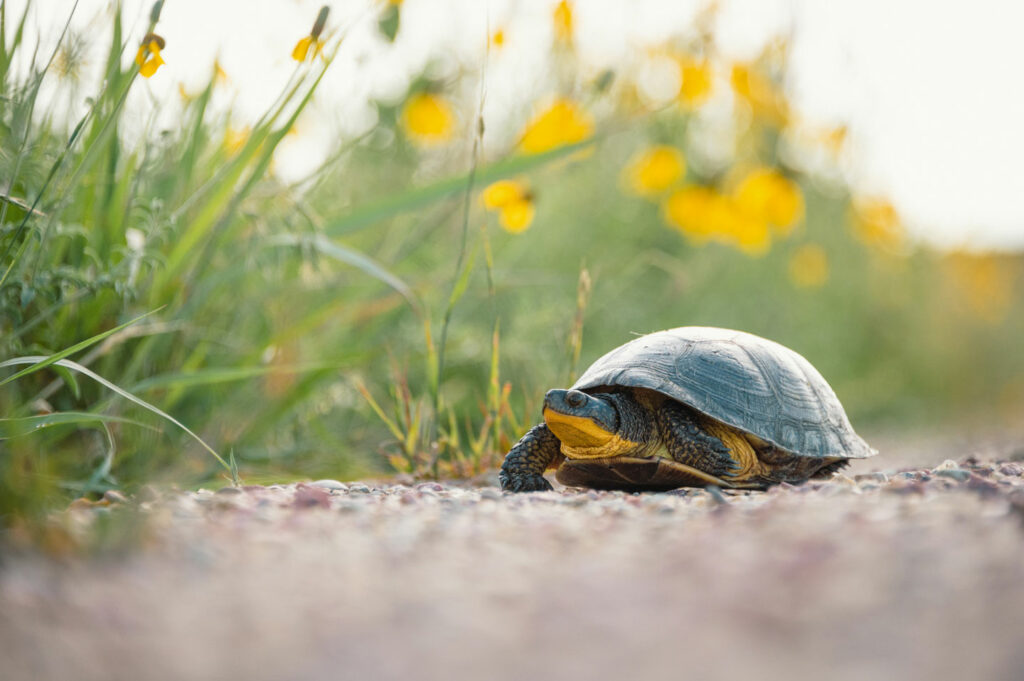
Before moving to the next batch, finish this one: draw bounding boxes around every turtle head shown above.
[542,389,621,452]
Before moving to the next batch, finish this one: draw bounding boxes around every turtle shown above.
[498,326,876,493]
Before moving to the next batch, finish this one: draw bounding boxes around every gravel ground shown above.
[2,454,1024,681]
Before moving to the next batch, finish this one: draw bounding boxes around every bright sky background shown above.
[11,0,1024,250]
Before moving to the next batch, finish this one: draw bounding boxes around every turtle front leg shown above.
[656,401,740,479]
[499,423,563,492]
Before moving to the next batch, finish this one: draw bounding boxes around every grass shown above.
[2,1,1023,535]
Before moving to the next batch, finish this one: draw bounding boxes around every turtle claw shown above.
[499,471,553,493]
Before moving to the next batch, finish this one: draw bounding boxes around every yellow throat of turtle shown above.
[542,407,639,459]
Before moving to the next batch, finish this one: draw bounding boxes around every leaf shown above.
[377,3,400,42]
[322,140,596,237]
[0,412,155,439]
[0,308,161,388]
[0,356,229,474]
[267,233,419,312]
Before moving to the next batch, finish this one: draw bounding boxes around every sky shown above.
[11,0,1024,250]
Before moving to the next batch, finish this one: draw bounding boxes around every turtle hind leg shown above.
[499,423,563,492]
[812,457,850,479]
[656,401,741,480]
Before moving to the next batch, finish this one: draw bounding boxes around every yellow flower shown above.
[498,199,536,233]
[213,60,229,84]
[851,198,904,252]
[664,185,771,256]
[945,252,1014,324]
[482,179,536,233]
[491,29,505,49]
[733,168,804,234]
[292,6,330,62]
[788,244,829,288]
[676,57,712,108]
[553,1,573,44]
[731,62,788,126]
[623,145,685,197]
[223,126,251,156]
[134,34,165,79]
[401,92,455,146]
[292,36,323,62]
[663,186,720,243]
[726,210,771,256]
[519,98,593,154]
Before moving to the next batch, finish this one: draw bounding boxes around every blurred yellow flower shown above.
[482,179,535,233]
[135,34,165,78]
[731,62,788,126]
[663,186,720,243]
[291,35,322,62]
[623,145,685,197]
[214,60,229,84]
[821,124,847,156]
[851,198,905,252]
[401,92,455,147]
[293,6,330,62]
[727,211,771,256]
[788,244,829,288]
[553,1,574,44]
[664,185,771,256]
[491,29,505,49]
[945,252,1014,324]
[676,57,712,108]
[733,168,804,234]
[498,199,536,233]
[223,126,251,156]
[519,98,593,154]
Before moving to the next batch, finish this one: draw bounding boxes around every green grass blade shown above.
[0,308,161,388]
[268,233,419,311]
[323,140,595,236]
[0,356,229,473]
[126,362,350,393]
[0,412,155,439]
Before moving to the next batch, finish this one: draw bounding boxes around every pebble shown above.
[479,488,502,500]
[310,479,348,491]
[934,469,970,482]
[348,484,371,494]
[215,486,243,495]
[102,490,129,505]
[999,463,1023,477]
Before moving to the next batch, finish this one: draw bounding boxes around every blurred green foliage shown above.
[1,1,1022,529]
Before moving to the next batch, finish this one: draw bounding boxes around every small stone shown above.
[215,486,243,495]
[416,482,444,493]
[310,479,348,491]
[966,475,1001,497]
[102,490,129,504]
[68,497,97,511]
[348,483,371,494]
[998,463,1023,477]
[558,494,588,507]
[934,459,960,471]
[292,484,331,509]
[934,469,970,482]
[479,488,502,501]
[854,472,889,483]
[136,485,161,502]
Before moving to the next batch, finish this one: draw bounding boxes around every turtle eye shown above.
[565,390,587,408]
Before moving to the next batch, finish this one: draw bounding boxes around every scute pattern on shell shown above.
[572,327,875,460]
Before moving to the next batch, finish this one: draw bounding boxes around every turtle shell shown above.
[572,327,875,461]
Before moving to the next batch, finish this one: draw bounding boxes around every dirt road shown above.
[2,454,1024,681]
